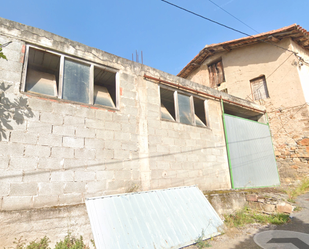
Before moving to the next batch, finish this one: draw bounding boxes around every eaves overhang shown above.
[178,24,309,78]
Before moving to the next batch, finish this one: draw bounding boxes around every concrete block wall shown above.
[0,18,234,212]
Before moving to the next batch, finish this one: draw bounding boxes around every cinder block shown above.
[9,157,38,171]
[121,123,138,133]
[24,145,50,157]
[86,180,107,194]
[121,97,136,107]
[85,118,104,130]
[76,127,95,138]
[52,125,75,136]
[0,182,10,196]
[23,170,50,182]
[63,137,84,148]
[64,116,85,126]
[0,170,23,182]
[96,130,114,140]
[40,112,63,125]
[38,134,62,146]
[75,170,96,182]
[28,98,53,112]
[27,121,52,134]
[9,182,38,196]
[63,158,87,170]
[105,121,121,131]
[51,147,74,158]
[112,114,129,123]
[10,131,38,144]
[64,182,85,193]
[96,170,114,180]
[121,142,138,152]
[0,142,23,157]
[38,182,64,195]
[114,132,131,141]
[113,149,130,159]
[52,102,76,115]
[0,156,9,169]
[33,195,59,208]
[107,180,125,190]
[114,170,131,180]
[2,196,33,210]
[84,138,104,149]
[74,148,96,159]
[38,157,63,170]
[58,193,83,205]
[95,110,113,121]
[104,140,121,150]
[50,171,74,182]
[75,106,95,119]
[151,170,164,179]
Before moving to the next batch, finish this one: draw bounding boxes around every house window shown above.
[22,46,118,109]
[208,59,225,88]
[250,76,269,101]
[159,87,208,127]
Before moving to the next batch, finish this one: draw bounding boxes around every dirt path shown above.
[185,191,309,249]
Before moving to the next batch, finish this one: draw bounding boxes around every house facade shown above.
[178,25,309,183]
[0,18,269,246]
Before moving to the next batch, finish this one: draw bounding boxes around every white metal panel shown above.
[86,186,223,249]
[224,114,280,188]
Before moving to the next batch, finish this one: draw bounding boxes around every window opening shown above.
[178,94,193,125]
[25,48,60,97]
[94,67,116,108]
[250,76,269,101]
[208,60,225,88]
[23,45,118,109]
[193,97,206,127]
[62,59,90,104]
[160,88,175,121]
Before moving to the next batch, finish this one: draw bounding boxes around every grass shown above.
[224,206,290,229]
[285,177,309,202]
[195,230,212,248]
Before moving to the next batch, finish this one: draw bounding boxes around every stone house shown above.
[178,24,309,183]
[0,17,271,246]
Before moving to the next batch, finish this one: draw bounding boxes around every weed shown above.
[224,206,290,228]
[285,177,309,201]
[54,232,89,249]
[126,183,139,193]
[195,230,211,248]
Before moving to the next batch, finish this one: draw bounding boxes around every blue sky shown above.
[2,0,309,75]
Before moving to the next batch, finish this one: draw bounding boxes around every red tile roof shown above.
[178,24,309,78]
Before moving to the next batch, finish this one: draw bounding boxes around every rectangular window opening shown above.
[250,76,269,101]
[62,59,90,104]
[194,97,206,127]
[208,59,225,88]
[94,67,116,108]
[23,45,119,109]
[25,48,60,97]
[160,88,175,121]
[178,94,193,125]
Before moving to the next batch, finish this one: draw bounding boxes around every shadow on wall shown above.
[0,82,33,140]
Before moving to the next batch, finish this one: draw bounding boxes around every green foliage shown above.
[285,177,309,201]
[54,233,89,249]
[224,206,290,228]
[8,233,90,249]
[0,45,7,60]
[195,230,211,249]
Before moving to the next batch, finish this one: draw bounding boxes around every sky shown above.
[1,0,309,75]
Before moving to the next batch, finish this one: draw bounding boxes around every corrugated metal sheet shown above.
[224,114,280,188]
[86,186,223,249]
